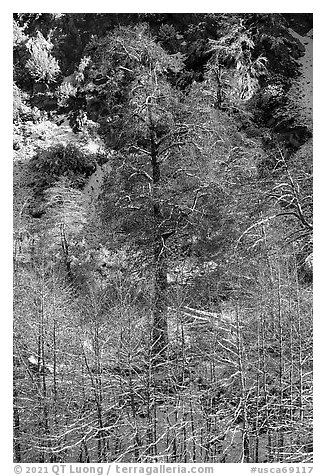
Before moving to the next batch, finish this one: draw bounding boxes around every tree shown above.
[26,31,60,86]
[79,24,261,362]
[205,18,267,109]
[41,178,88,282]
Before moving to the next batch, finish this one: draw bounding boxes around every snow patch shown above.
[287,28,313,128]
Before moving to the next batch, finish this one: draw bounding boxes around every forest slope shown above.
[13,13,313,464]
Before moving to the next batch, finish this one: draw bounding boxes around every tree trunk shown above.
[13,378,21,462]
[149,104,168,362]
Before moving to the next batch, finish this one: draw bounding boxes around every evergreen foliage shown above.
[28,143,98,195]
[25,31,61,84]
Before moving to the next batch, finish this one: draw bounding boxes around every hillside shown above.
[13,13,313,464]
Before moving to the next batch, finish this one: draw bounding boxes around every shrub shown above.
[13,19,27,47]
[28,143,97,196]
[26,31,60,84]
[13,83,30,122]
